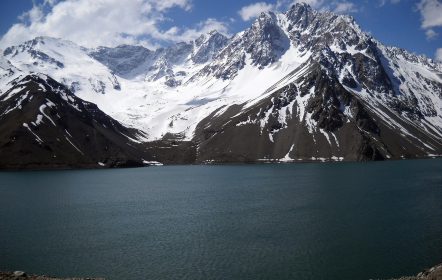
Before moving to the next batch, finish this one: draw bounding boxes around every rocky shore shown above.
[381,264,442,280]
[0,271,104,280]
[2,264,441,280]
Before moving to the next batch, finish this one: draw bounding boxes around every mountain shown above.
[0,74,150,169]
[88,45,154,77]
[192,4,442,162]
[89,30,229,84]
[0,3,441,167]
[0,55,21,93]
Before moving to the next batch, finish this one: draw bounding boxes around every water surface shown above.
[0,160,441,280]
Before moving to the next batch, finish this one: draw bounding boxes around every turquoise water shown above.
[0,160,441,280]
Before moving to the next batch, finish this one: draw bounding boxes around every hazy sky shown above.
[0,0,441,60]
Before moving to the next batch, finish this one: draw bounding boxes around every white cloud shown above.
[436,48,442,62]
[0,0,229,49]
[417,0,442,29]
[378,0,441,42]
[43,0,58,6]
[238,2,275,21]
[378,0,401,7]
[155,0,192,11]
[333,1,358,13]
[159,18,230,42]
[416,0,442,42]
[426,29,438,39]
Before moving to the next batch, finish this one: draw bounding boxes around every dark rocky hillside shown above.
[0,74,149,169]
[193,59,442,163]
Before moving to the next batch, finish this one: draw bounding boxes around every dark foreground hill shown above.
[0,74,148,169]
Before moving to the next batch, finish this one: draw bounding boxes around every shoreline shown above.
[2,264,441,280]
[0,271,104,280]
[0,155,440,172]
[383,263,442,280]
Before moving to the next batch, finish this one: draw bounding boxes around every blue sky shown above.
[0,0,441,60]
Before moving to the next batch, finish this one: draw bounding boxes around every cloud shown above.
[436,48,442,62]
[417,0,442,29]
[333,1,358,13]
[378,0,401,7]
[425,29,438,39]
[416,0,442,42]
[238,2,275,21]
[0,0,229,49]
[159,18,230,42]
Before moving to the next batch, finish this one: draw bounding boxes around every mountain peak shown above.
[24,36,79,49]
[289,2,312,11]
[256,10,277,22]
[208,30,222,36]
[192,30,229,64]
[195,30,228,45]
[287,2,314,16]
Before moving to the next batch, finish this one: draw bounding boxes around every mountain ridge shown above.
[0,3,441,167]
[0,74,153,169]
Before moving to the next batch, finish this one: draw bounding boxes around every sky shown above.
[0,0,441,61]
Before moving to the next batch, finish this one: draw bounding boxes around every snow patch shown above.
[64,136,84,155]
[280,144,295,162]
[22,123,43,143]
[142,160,164,166]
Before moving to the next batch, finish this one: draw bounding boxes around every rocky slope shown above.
[193,62,442,162]
[0,3,441,166]
[192,4,442,162]
[0,74,150,169]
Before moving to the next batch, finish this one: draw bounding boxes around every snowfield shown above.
[1,3,441,150]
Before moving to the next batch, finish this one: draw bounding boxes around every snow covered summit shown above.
[0,3,441,167]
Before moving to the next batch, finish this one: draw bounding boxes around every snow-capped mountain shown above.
[0,3,441,166]
[89,30,229,83]
[0,74,150,168]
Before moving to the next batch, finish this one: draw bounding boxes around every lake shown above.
[0,159,441,280]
